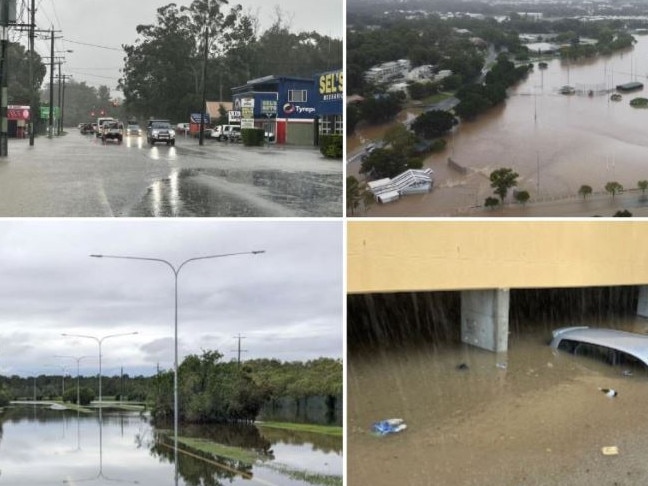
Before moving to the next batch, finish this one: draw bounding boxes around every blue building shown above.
[231,69,342,145]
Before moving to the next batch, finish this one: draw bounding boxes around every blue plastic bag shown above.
[372,418,407,436]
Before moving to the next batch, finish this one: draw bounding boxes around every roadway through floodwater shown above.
[0,133,342,217]
[0,407,342,485]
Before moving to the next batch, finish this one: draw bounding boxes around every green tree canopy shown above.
[490,167,519,203]
[410,110,457,139]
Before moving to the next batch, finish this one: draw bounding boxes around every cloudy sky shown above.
[16,0,342,96]
[0,219,343,378]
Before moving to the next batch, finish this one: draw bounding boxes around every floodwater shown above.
[350,34,648,216]
[348,304,648,484]
[0,407,342,485]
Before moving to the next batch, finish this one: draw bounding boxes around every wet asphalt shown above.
[0,132,342,217]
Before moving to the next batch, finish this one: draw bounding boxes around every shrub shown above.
[320,134,343,159]
[241,128,264,146]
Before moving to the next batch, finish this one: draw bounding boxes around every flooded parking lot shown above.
[348,292,648,485]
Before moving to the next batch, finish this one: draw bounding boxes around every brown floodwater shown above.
[348,317,648,485]
[349,35,648,217]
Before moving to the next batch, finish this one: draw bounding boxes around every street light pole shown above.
[90,250,265,464]
[55,355,91,405]
[61,332,138,406]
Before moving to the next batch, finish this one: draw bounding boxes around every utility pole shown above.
[28,0,35,146]
[199,2,209,146]
[48,27,54,138]
[232,333,247,366]
[0,0,11,156]
[57,60,61,135]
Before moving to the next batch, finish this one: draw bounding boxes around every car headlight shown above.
[152,130,159,136]
[169,129,176,137]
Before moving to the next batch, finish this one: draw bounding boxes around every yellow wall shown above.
[348,221,648,293]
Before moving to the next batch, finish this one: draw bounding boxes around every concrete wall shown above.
[348,221,648,294]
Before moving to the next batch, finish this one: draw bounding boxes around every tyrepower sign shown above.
[319,70,343,101]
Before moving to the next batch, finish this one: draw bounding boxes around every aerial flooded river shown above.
[350,34,648,216]
[348,295,648,485]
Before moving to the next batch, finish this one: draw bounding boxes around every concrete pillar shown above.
[461,289,510,352]
[637,286,648,318]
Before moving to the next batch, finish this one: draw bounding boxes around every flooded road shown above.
[0,133,342,217]
[348,299,648,485]
[350,34,648,216]
[0,407,342,485]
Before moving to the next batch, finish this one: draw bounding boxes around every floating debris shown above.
[622,370,633,377]
[372,418,407,436]
[598,387,618,398]
[496,362,508,370]
[456,363,469,371]
[602,446,619,456]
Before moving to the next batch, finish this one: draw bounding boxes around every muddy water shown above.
[348,318,648,485]
[350,35,648,216]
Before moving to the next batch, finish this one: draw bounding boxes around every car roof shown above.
[550,326,648,366]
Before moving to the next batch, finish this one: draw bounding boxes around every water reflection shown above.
[0,406,341,485]
[132,167,342,217]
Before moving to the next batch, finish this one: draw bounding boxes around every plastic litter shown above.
[496,362,507,370]
[372,418,407,436]
[598,387,618,398]
[602,446,619,456]
[456,363,469,371]
[622,370,633,377]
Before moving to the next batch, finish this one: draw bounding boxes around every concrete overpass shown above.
[348,221,648,352]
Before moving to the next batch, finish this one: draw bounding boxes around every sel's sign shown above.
[319,71,343,101]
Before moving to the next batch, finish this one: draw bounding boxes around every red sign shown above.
[8,105,30,121]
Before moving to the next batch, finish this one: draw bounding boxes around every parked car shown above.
[126,124,142,136]
[147,119,176,146]
[211,124,241,141]
[176,122,190,134]
[550,326,648,368]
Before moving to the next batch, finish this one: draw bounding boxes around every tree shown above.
[490,168,519,203]
[410,110,457,139]
[578,185,593,199]
[383,124,417,154]
[605,181,623,199]
[360,147,419,179]
[346,176,361,216]
[484,197,499,210]
[360,94,403,124]
[514,190,530,205]
[638,180,648,194]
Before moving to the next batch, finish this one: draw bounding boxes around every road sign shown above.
[40,106,60,119]
[190,113,210,124]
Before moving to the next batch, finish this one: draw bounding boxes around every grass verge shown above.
[256,421,342,437]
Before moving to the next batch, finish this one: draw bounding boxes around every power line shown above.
[62,38,122,51]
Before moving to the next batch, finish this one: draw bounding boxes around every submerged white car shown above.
[550,326,648,367]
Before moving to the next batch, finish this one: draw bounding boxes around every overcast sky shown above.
[0,219,342,378]
[16,0,342,97]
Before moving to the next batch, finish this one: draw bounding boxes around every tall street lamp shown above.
[55,355,92,406]
[90,251,265,462]
[61,332,138,406]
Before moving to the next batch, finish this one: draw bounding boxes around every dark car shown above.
[79,123,94,135]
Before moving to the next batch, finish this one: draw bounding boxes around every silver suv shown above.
[147,119,176,146]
